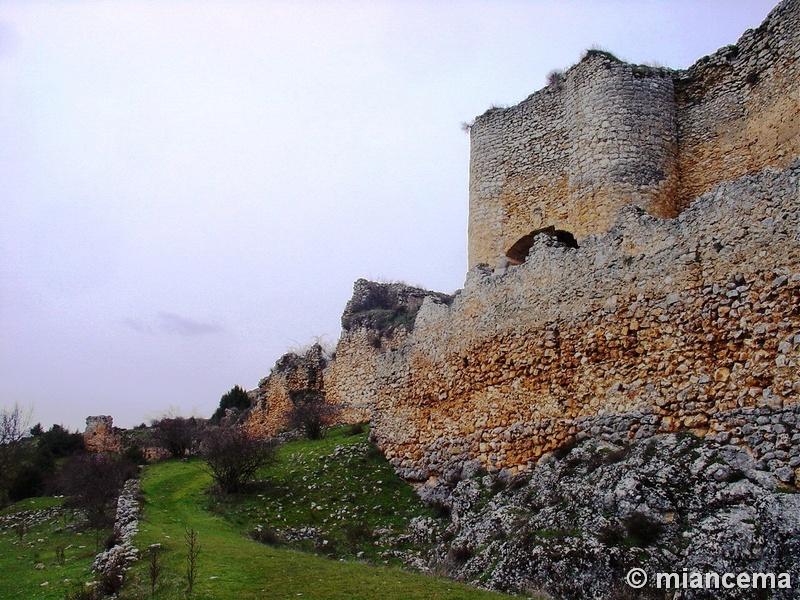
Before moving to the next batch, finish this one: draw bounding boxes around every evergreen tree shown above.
[210,385,251,424]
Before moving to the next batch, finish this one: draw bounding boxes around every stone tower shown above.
[467,0,800,269]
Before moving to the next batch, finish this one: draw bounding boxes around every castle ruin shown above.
[246,0,800,487]
[468,0,800,268]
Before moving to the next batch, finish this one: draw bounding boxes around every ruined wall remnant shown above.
[369,161,800,482]
[84,415,122,453]
[468,0,800,268]
[244,344,329,438]
[245,280,452,437]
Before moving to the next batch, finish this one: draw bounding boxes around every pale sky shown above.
[0,0,779,431]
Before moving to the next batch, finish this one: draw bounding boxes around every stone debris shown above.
[413,433,800,600]
[91,478,141,581]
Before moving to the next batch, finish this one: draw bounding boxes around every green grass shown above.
[123,427,513,599]
[0,496,108,599]
[207,425,435,563]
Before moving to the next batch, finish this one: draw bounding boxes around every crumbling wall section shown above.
[370,161,800,482]
[84,415,122,453]
[468,0,800,268]
[244,344,328,438]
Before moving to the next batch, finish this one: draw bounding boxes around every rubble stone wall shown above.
[468,0,800,268]
[370,161,800,481]
[244,345,328,438]
[83,415,121,453]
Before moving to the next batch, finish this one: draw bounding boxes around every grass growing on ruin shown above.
[122,428,512,599]
[207,424,434,564]
[0,496,107,599]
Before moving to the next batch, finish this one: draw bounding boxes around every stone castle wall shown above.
[468,0,800,268]
[244,345,329,438]
[243,1,800,489]
[83,415,121,453]
[370,161,800,481]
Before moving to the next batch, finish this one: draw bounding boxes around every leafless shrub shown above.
[201,427,277,494]
[149,414,201,458]
[0,403,33,504]
[287,390,338,440]
[55,453,137,531]
[185,528,201,594]
[147,544,163,598]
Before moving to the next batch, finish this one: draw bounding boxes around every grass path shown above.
[123,459,513,599]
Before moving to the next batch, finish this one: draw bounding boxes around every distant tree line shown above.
[1,381,334,510]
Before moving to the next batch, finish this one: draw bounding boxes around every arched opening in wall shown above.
[505,226,578,265]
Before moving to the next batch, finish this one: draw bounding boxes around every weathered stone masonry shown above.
[468,0,800,268]
[246,0,800,489]
[373,161,800,481]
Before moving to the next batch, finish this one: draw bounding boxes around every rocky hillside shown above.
[412,431,800,599]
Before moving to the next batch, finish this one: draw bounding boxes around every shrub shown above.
[429,498,451,519]
[343,521,374,553]
[210,385,251,424]
[201,427,277,494]
[64,584,99,600]
[347,423,366,436]
[149,415,200,458]
[185,527,201,594]
[55,453,137,530]
[446,543,474,567]
[287,390,337,441]
[147,544,163,598]
[597,521,626,547]
[625,511,662,547]
[0,403,33,505]
[250,526,282,546]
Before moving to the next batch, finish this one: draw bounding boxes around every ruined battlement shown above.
[246,0,800,487]
[468,0,800,268]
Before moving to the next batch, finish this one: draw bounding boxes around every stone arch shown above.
[505,226,578,265]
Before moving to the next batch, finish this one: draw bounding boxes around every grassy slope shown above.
[209,426,436,564]
[0,497,106,599]
[124,429,512,599]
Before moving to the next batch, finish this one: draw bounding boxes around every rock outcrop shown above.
[413,432,800,599]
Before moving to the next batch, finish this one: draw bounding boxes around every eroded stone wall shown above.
[370,161,800,482]
[324,328,398,425]
[83,415,121,453]
[244,345,329,438]
[468,0,800,268]
[245,280,452,437]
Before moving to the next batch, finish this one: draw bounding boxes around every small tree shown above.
[287,390,337,440]
[185,528,201,594]
[148,544,163,598]
[55,453,137,531]
[149,415,200,458]
[201,427,277,494]
[210,385,251,424]
[0,403,33,505]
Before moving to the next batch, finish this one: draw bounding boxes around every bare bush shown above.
[201,427,277,494]
[149,414,201,458]
[0,403,33,504]
[55,453,137,530]
[287,390,338,440]
[185,527,201,593]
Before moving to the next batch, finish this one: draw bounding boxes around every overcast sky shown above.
[0,0,779,431]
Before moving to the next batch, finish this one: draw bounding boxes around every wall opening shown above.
[505,226,578,264]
